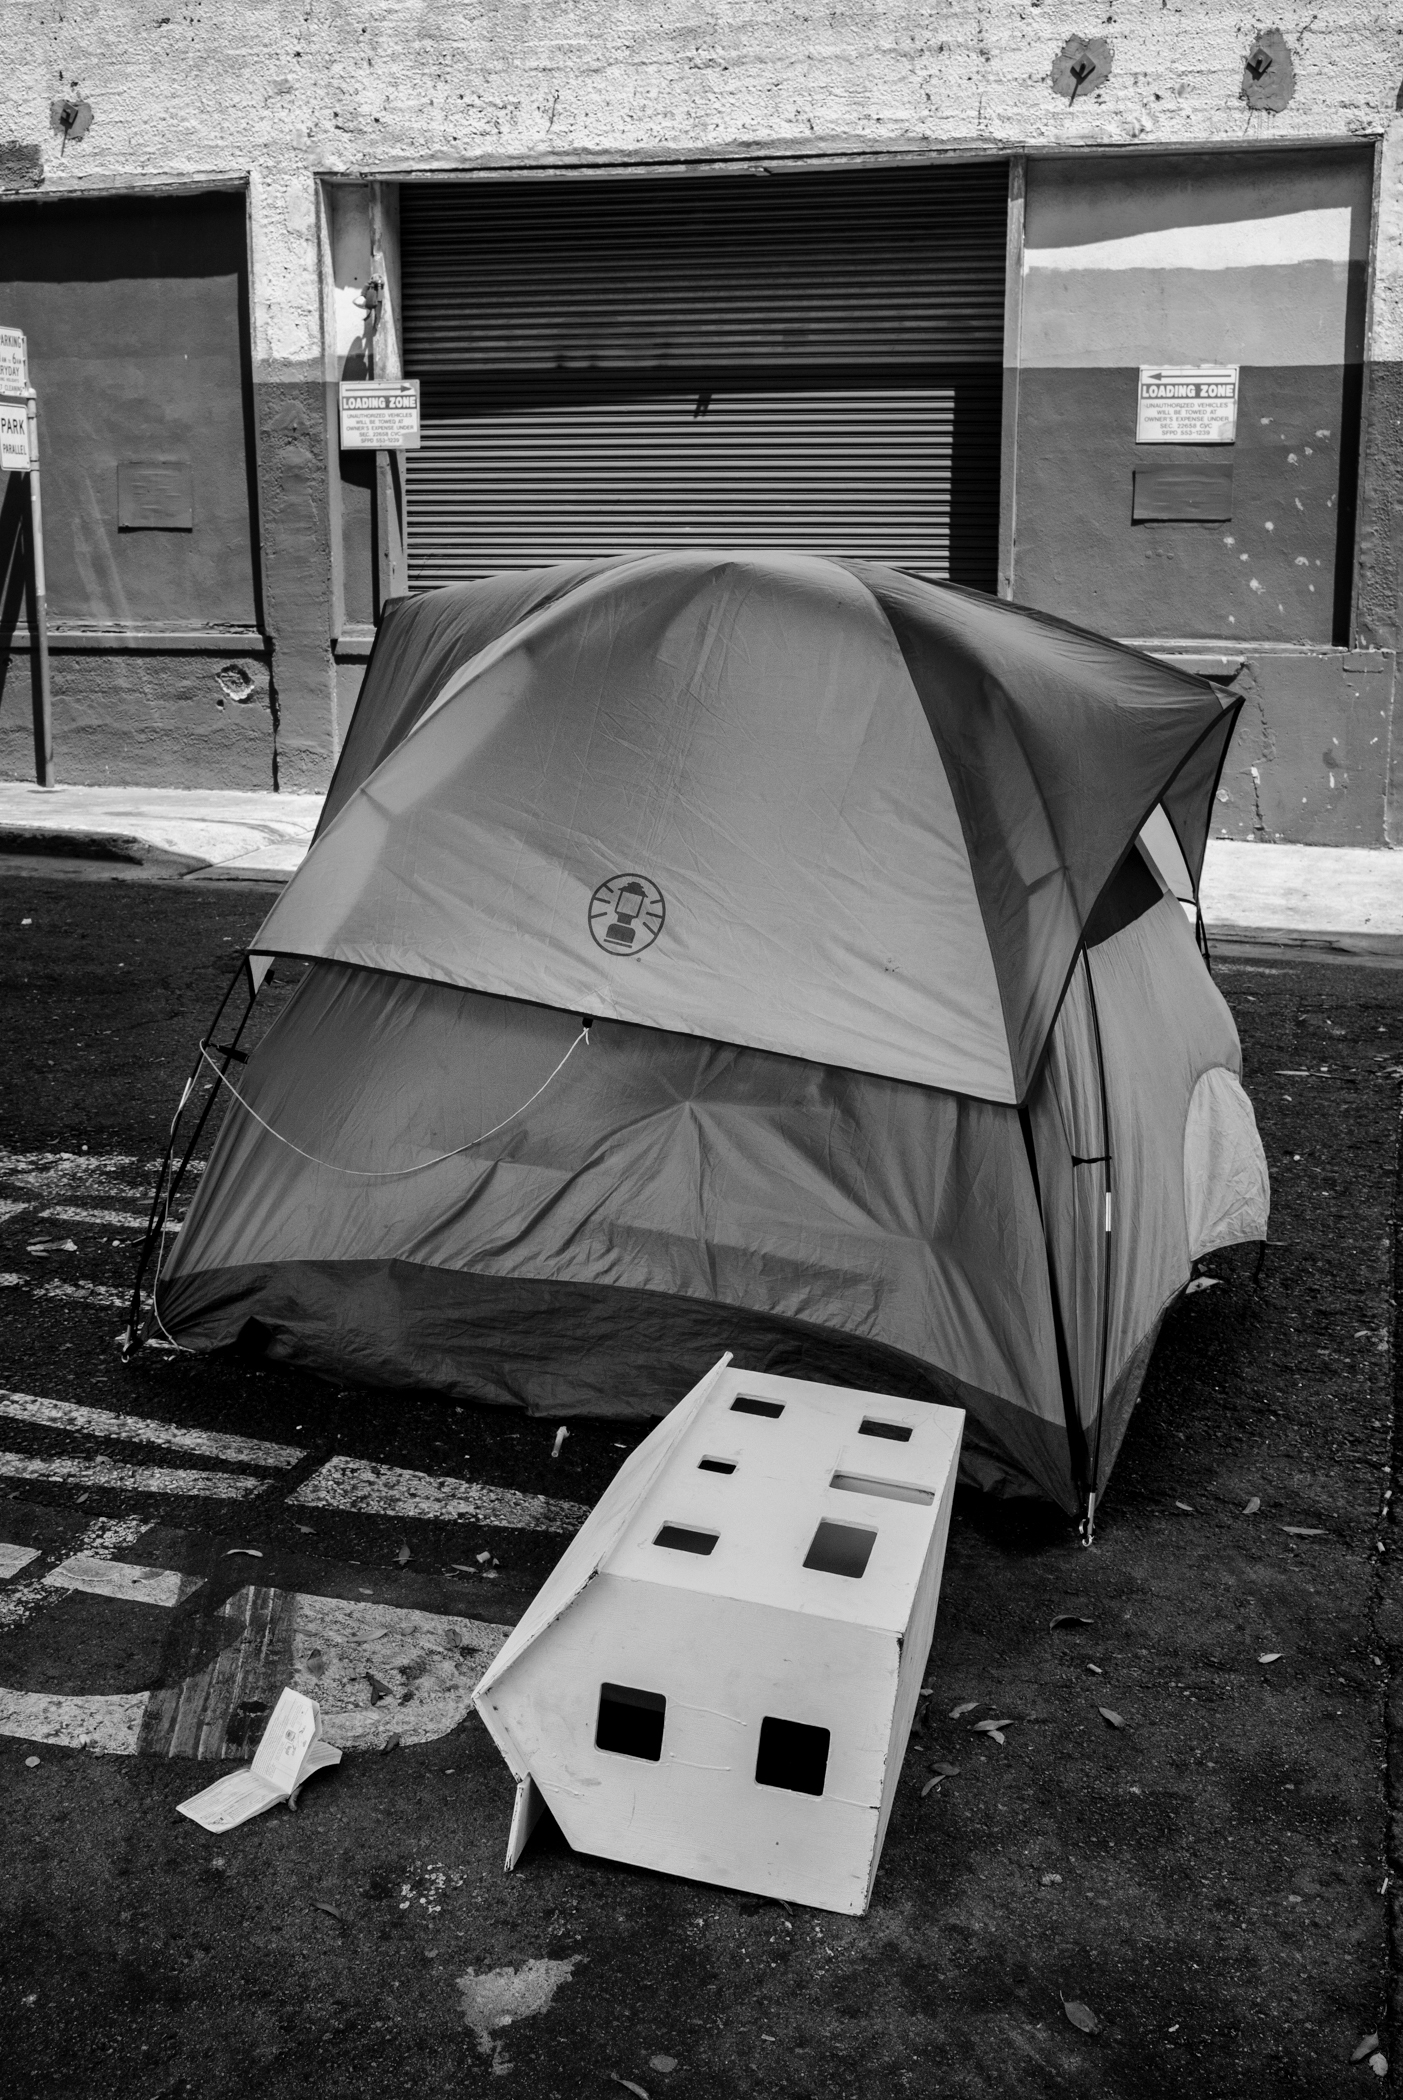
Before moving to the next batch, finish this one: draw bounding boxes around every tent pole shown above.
[1080,948,1114,1543]
[1017,1104,1093,1517]
[124,960,260,1356]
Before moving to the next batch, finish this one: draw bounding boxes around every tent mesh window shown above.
[596,1683,667,1761]
[400,162,1008,589]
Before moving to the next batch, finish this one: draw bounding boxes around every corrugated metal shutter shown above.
[401,162,1008,591]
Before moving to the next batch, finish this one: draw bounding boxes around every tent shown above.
[154,550,1269,1525]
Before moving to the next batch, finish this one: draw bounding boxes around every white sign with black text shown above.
[339,379,421,451]
[0,394,33,473]
[1137,365,1239,445]
[0,327,27,393]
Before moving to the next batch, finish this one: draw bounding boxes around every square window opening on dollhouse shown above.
[755,1715,831,1795]
[803,1519,877,1578]
[597,1683,666,1761]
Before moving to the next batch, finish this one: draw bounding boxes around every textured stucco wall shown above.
[1,4,1403,799]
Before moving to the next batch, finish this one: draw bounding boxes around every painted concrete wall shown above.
[0,4,1401,817]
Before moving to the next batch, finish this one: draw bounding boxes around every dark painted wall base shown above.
[1161,646,1398,848]
[0,646,275,789]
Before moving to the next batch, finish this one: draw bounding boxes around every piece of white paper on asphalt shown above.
[177,1687,341,1830]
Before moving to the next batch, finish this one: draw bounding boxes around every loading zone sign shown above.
[339,379,421,451]
[1137,366,1238,445]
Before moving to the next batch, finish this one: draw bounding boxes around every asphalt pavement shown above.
[1,868,1400,2099]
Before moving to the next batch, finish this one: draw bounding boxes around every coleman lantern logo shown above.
[589,873,666,956]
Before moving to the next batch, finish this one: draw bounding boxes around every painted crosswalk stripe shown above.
[0,1392,304,1469]
[0,1453,267,1500]
[0,1543,40,1579]
[289,1454,588,1533]
[42,1554,203,1608]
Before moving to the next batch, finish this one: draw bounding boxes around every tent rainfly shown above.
[149,550,1270,1530]
[472,1354,966,1915]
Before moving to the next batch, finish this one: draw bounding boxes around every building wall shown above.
[0,3,1401,825]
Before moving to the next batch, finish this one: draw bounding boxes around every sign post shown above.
[0,327,52,787]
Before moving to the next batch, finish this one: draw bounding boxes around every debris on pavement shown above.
[551,1427,569,1458]
[1243,1497,1261,1515]
[1062,1994,1101,2034]
[1098,1708,1126,1729]
[457,1955,585,2076]
[177,1688,341,1831]
[1353,2033,1381,2062]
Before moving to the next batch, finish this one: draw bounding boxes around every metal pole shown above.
[24,391,52,787]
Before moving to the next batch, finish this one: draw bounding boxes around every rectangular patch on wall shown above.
[118,459,193,531]
[1131,466,1234,524]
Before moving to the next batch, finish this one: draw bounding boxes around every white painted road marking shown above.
[0,1391,304,1469]
[1,1557,510,1756]
[0,1273,135,1308]
[290,1454,588,1534]
[0,1452,268,1499]
[42,1554,203,1608]
[0,1543,40,1579]
[0,1685,150,1754]
[0,1516,148,1632]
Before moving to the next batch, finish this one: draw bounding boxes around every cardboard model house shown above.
[473,1356,964,1915]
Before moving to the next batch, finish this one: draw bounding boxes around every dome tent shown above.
[153,551,1269,1526]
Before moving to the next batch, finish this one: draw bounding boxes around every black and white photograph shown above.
[1,8,1401,2095]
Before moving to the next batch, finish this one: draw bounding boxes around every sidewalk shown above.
[0,783,319,881]
[2,783,1403,949]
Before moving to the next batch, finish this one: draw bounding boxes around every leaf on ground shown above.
[649,2059,678,2076]
[1243,1497,1261,1515]
[1257,1652,1283,1665]
[1281,1526,1327,1538]
[974,1718,1015,1735]
[223,1547,262,1558]
[367,1674,395,1704]
[1098,1708,1125,1729]
[1062,1996,1100,2034]
[949,1700,979,1718]
[396,1543,411,1566]
[1050,1614,1093,1630]
[612,2080,650,2100]
[1185,1277,1220,1295]
[1370,2053,1388,2077]
[1086,1663,1104,1675]
[922,1764,961,1795]
[314,1901,345,1924]
[1352,2034,1381,2063]
[1174,1501,1195,1512]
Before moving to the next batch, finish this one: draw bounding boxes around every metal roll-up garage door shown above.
[400,161,1009,592]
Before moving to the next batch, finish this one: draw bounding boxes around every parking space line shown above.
[0,1452,268,1499]
[43,1555,203,1608]
[0,1392,304,1468]
[289,1454,588,1533]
